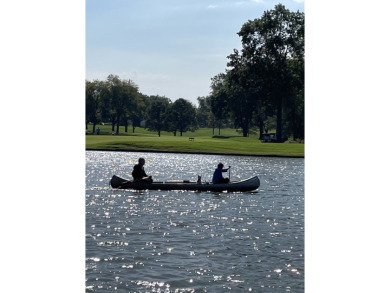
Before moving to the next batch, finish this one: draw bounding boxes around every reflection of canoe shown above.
[110,175,260,192]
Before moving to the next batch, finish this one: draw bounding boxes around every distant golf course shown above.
[85,126,304,157]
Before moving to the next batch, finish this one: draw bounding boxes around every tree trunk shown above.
[242,125,248,137]
[258,119,264,140]
[276,102,283,142]
[116,115,120,135]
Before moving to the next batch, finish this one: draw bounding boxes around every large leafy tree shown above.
[210,73,230,135]
[236,4,304,141]
[102,75,141,135]
[196,96,211,128]
[146,96,171,136]
[85,79,107,133]
[225,52,259,137]
[100,81,116,132]
[85,80,95,130]
[167,98,198,136]
[124,87,145,134]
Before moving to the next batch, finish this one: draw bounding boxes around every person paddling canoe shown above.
[132,158,153,183]
[212,163,230,184]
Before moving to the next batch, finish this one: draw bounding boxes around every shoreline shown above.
[86,148,304,159]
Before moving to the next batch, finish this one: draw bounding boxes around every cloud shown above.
[251,0,264,3]
[207,5,217,9]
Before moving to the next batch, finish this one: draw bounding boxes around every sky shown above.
[86,0,304,104]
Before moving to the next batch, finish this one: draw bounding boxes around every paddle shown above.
[228,165,231,181]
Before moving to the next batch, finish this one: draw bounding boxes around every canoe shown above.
[110,175,260,192]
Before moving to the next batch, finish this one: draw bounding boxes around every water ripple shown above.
[86,151,304,292]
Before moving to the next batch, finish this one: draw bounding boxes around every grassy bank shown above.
[85,126,304,157]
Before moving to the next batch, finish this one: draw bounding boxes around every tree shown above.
[166,98,198,136]
[196,96,212,128]
[124,88,144,134]
[104,75,140,135]
[85,79,106,133]
[146,96,171,136]
[210,73,230,135]
[237,4,304,141]
[225,51,258,137]
[129,113,142,133]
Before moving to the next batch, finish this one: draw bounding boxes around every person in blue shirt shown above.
[212,163,230,184]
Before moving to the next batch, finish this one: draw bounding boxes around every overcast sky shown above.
[86,0,304,104]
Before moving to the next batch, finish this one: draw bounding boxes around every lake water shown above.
[86,151,304,292]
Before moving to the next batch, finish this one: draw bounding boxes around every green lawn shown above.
[85,126,304,157]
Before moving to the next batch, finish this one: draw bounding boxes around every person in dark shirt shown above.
[212,163,230,184]
[132,158,153,183]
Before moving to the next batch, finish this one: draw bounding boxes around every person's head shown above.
[217,163,224,169]
[138,158,145,165]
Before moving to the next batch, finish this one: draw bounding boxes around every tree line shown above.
[86,4,304,142]
[86,75,198,136]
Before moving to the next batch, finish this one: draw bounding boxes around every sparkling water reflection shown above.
[86,151,304,292]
